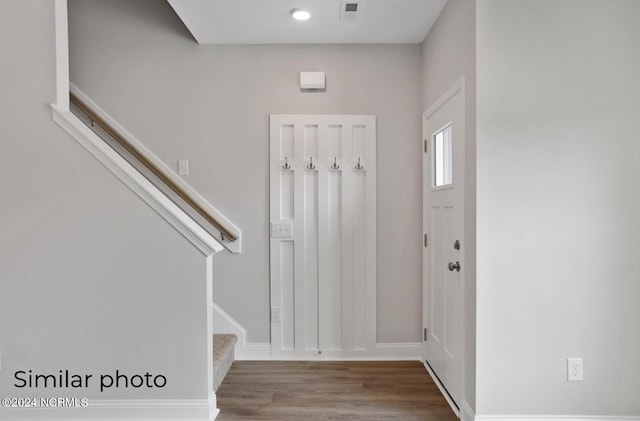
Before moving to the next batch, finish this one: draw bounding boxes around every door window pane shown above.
[433,125,452,187]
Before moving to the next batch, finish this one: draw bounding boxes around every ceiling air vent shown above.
[340,2,359,21]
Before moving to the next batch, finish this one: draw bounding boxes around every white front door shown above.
[423,79,465,407]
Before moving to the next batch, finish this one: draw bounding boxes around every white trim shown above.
[373,342,422,360]
[301,343,420,361]
[424,77,464,120]
[90,399,209,409]
[264,343,421,361]
[208,391,220,420]
[69,84,242,254]
[228,342,419,361]
[461,400,476,421]
[240,343,273,360]
[210,302,272,360]
[54,0,69,112]
[422,76,467,412]
[51,105,223,257]
[205,259,215,397]
[211,302,247,358]
[424,361,461,418]
[0,397,217,420]
[475,417,640,421]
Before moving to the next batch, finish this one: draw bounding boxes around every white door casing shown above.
[423,79,465,407]
[270,115,377,360]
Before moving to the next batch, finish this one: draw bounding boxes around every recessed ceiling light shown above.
[290,8,311,21]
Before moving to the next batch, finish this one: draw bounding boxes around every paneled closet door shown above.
[270,115,376,360]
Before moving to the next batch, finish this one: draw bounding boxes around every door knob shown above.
[448,261,461,272]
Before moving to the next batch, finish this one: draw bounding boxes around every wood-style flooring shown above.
[216,361,458,420]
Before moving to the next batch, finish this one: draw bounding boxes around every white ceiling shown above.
[167,0,448,44]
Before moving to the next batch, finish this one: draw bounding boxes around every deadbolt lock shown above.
[454,240,460,250]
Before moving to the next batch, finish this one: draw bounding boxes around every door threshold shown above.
[423,360,460,419]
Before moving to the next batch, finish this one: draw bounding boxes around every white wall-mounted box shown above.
[300,72,326,90]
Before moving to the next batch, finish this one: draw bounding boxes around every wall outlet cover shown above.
[271,308,281,323]
[567,358,583,381]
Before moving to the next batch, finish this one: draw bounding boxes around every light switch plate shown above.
[178,160,189,176]
[271,222,293,238]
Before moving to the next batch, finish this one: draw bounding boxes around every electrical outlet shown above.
[271,308,281,323]
[567,358,583,381]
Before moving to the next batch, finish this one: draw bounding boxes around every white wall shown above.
[422,0,477,411]
[0,0,210,400]
[68,0,424,344]
[477,0,640,416]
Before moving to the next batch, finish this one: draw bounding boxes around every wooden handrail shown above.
[69,92,237,242]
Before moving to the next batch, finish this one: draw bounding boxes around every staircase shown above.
[53,85,242,418]
[213,333,238,391]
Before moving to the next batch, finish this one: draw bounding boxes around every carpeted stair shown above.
[212,333,237,391]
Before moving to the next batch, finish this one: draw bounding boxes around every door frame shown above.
[422,77,466,417]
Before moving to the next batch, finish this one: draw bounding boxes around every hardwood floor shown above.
[216,361,458,420]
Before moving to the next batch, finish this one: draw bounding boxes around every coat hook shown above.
[282,157,291,170]
[306,157,316,170]
[354,157,364,171]
[330,157,340,170]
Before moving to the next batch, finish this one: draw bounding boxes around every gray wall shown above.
[476,0,640,416]
[422,0,476,410]
[68,0,424,344]
[0,0,209,400]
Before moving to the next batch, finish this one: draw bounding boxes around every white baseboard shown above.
[239,343,272,360]
[234,342,421,361]
[269,343,422,361]
[0,395,217,420]
[475,417,640,421]
[236,342,419,361]
[209,391,220,420]
[374,342,422,360]
[423,361,460,418]
[461,400,475,421]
